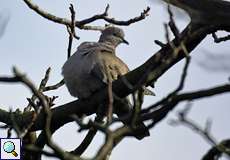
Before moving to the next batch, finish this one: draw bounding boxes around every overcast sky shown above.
[1,1,230,160]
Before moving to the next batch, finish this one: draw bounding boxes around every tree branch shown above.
[77,5,150,27]
[1,22,228,133]
[142,84,230,125]
[212,32,230,43]
[170,106,230,159]
[23,0,70,26]
[162,0,230,25]
[23,0,150,30]
[202,139,230,160]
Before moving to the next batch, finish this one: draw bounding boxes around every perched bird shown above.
[62,26,150,139]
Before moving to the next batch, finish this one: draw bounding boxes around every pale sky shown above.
[0,1,230,160]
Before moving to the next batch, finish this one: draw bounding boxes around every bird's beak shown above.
[122,38,129,45]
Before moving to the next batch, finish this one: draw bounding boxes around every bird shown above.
[62,26,151,140]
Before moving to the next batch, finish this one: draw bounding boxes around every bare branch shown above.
[7,128,12,138]
[167,5,180,39]
[12,67,49,109]
[131,89,144,128]
[0,83,226,140]
[25,67,51,112]
[142,83,230,125]
[23,0,70,26]
[0,76,20,82]
[154,40,166,48]
[43,79,65,92]
[202,139,230,160]
[76,4,110,26]
[23,0,150,30]
[39,67,51,91]
[162,0,230,26]
[93,126,131,160]
[170,105,230,157]
[171,105,218,146]
[107,81,113,124]
[67,4,79,59]
[72,116,103,156]
[71,128,97,156]
[212,32,230,43]
[72,115,108,134]
[77,5,150,27]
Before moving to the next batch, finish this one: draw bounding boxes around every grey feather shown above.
[62,26,150,140]
[62,27,129,98]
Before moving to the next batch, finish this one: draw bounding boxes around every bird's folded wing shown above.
[90,51,129,84]
[76,42,154,96]
[90,51,155,96]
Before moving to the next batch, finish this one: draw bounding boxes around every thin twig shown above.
[202,139,230,160]
[170,104,230,157]
[72,116,103,156]
[154,40,166,48]
[77,5,150,27]
[7,128,12,138]
[43,79,65,92]
[25,67,51,112]
[212,32,230,43]
[93,126,131,160]
[0,76,20,82]
[67,4,79,59]
[167,5,180,39]
[72,115,108,134]
[72,128,97,156]
[107,81,113,124]
[131,89,144,128]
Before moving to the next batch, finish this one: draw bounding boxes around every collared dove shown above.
[62,26,150,139]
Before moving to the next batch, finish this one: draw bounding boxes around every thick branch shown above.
[142,84,230,124]
[162,0,230,25]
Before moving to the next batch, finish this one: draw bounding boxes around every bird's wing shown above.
[62,42,115,98]
[90,51,155,96]
[91,51,129,84]
[69,42,153,96]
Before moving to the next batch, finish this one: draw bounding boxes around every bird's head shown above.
[99,26,129,47]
